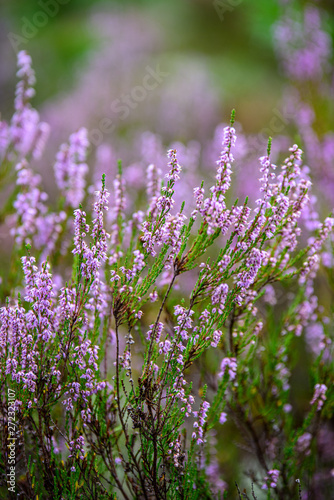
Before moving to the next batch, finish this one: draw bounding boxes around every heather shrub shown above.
[0,49,333,500]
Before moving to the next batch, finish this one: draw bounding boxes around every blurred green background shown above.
[1,0,333,134]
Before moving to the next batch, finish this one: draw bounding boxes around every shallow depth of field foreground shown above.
[0,1,334,499]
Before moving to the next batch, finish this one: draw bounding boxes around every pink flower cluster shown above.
[218,358,237,381]
[262,469,280,490]
[192,401,210,445]
[310,384,327,411]
[54,128,89,208]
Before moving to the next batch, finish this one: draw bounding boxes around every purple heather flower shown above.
[257,154,276,213]
[283,404,292,413]
[73,208,89,256]
[196,125,237,235]
[308,217,334,256]
[296,432,312,455]
[15,51,36,107]
[310,384,327,411]
[165,149,182,183]
[149,290,158,302]
[192,400,210,445]
[237,248,267,289]
[219,357,237,381]
[68,435,85,460]
[5,51,49,161]
[173,306,195,342]
[211,283,229,315]
[142,190,187,256]
[54,128,89,208]
[262,469,280,490]
[214,125,236,196]
[234,205,252,236]
[22,257,55,342]
[299,255,320,285]
[11,160,66,256]
[159,339,172,356]
[219,412,227,424]
[146,322,164,343]
[193,186,204,210]
[169,436,183,468]
[211,330,222,348]
[109,175,126,223]
[263,284,277,305]
[305,323,327,357]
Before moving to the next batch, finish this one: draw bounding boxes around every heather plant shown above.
[0,51,334,500]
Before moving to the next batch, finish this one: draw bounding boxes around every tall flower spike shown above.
[192,400,210,445]
[155,149,181,214]
[91,174,110,260]
[198,115,237,234]
[310,383,327,411]
[109,163,126,246]
[14,51,36,112]
[165,149,182,183]
[21,256,55,342]
[8,51,49,160]
[73,208,89,256]
[54,128,89,208]
[213,121,236,196]
[11,160,65,256]
[141,149,183,256]
[257,140,276,213]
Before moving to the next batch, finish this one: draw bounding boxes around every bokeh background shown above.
[1,0,285,125]
[1,0,332,137]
